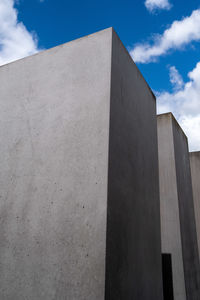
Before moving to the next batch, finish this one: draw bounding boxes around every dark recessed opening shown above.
[162,253,174,300]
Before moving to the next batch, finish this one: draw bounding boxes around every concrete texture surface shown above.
[0,28,163,299]
[157,113,186,300]
[158,113,200,300]
[0,27,112,300]
[190,152,200,258]
[172,115,200,300]
[105,30,163,300]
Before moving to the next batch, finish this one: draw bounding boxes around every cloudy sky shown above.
[0,0,200,150]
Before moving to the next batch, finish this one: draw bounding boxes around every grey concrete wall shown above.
[0,28,163,299]
[157,113,186,300]
[190,152,200,257]
[0,28,112,300]
[172,115,200,300]
[105,30,163,300]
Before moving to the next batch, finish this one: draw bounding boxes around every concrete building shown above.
[190,152,200,257]
[157,113,200,300]
[0,28,163,299]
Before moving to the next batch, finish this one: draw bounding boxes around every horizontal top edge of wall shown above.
[157,112,172,118]
[190,151,200,155]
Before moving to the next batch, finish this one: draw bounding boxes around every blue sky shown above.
[1,0,200,150]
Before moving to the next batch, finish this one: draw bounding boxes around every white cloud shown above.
[157,62,200,151]
[131,9,200,63]
[169,66,184,91]
[145,0,171,12]
[0,0,39,66]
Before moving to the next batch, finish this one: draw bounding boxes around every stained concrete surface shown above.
[0,28,163,299]
[190,152,200,261]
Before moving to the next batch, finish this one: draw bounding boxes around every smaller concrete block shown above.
[157,113,186,300]
[157,113,200,300]
[190,152,200,258]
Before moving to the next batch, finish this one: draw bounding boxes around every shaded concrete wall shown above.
[172,116,200,300]
[190,152,200,257]
[157,113,186,300]
[105,30,163,300]
[0,28,163,299]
